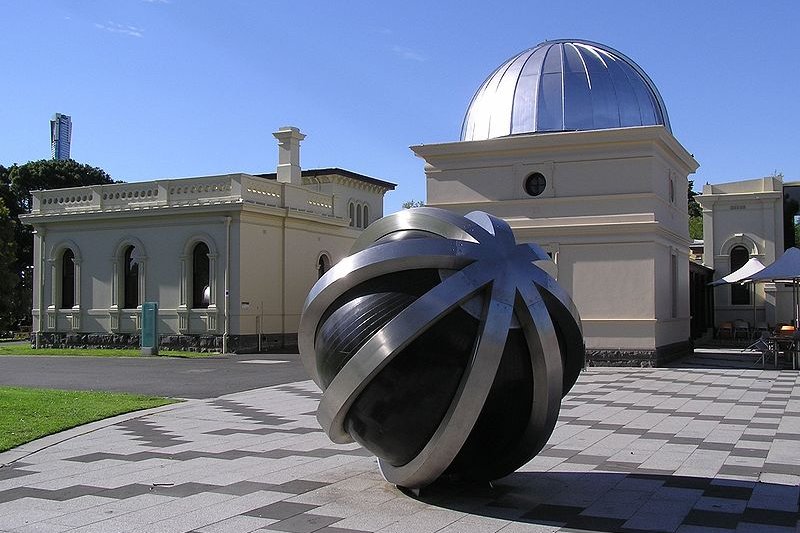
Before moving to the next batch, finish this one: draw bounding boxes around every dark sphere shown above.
[299,208,584,488]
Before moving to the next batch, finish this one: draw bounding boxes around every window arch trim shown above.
[719,234,760,258]
[317,250,331,280]
[180,234,219,311]
[112,237,147,310]
[48,240,82,311]
[347,199,372,229]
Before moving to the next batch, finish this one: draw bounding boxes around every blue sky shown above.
[2,1,799,213]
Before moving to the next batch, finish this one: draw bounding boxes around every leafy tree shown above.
[0,198,18,332]
[688,180,703,240]
[0,159,115,329]
[688,180,702,218]
[402,199,425,209]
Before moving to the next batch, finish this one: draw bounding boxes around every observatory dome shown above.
[461,39,671,141]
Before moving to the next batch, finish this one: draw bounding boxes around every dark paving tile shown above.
[521,503,583,525]
[563,515,627,531]
[244,501,318,520]
[211,398,294,425]
[684,509,740,529]
[151,482,221,497]
[98,484,153,499]
[592,423,626,430]
[741,507,799,528]
[114,419,190,447]
[269,513,340,533]
[737,434,775,443]
[720,419,753,426]
[775,432,800,441]
[641,432,677,441]
[668,436,705,446]
[204,426,319,436]
[277,479,330,494]
[747,422,780,430]
[616,427,649,435]
[275,384,322,401]
[702,484,753,500]
[663,476,712,490]
[317,526,367,533]
[539,448,579,458]
[718,465,763,477]
[0,466,37,481]
[600,462,640,472]
[697,442,735,452]
[212,480,280,496]
[0,485,102,503]
[760,462,800,475]
[65,446,368,465]
[729,447,769,458]
[566,454,608,465]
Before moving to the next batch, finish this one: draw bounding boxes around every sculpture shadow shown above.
[409,470,799,532]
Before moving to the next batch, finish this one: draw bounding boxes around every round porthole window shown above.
[524,172,546,196]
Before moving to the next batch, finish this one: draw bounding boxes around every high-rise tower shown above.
[50,113,72,160]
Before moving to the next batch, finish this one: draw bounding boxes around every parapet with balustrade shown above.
[27,174,338,219]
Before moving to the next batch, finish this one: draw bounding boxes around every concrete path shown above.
[1,366,799,532]
[0,354,307,399]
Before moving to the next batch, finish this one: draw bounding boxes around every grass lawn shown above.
[0,387,177,453]
[0,345,220,358]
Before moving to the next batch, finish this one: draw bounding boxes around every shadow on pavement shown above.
[414,471,799,532]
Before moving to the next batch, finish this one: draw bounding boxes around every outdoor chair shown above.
[717,322,734,339]
[746,332,775,368]
[754,321,770,338]
[733,320,750,340]
[790,330,800,370]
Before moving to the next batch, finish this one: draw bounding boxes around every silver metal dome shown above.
[461,39,671,141]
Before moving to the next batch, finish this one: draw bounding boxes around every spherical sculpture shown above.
[299,208,584,488]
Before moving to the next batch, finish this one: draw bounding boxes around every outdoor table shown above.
[765,336,799,369]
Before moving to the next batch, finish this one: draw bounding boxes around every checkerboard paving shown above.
[0,367,798,532]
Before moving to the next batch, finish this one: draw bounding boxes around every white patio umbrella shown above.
[709,258,765,286]
[748,247,800,327]
[709,257,765,327]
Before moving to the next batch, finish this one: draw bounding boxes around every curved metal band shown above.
[378,270,515,487]
[352,208,483,254]
[299,238,485,385]
[318,259,497,443]
[494,281,564,474]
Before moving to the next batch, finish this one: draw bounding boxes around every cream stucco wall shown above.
[24,170,392,346]
[414,125,699,357]
[697,176,785,327]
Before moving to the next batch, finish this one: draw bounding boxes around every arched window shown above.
[356,204,363,228]
[349,202,355,227]
[363,205,369,227]
[60,249,75,309]
[192,242,210,309]
[730,245,750,305]
[318,254,331,279]
[123,245,139,309]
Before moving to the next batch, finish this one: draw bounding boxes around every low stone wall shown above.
[586,340,691,367]
[32,332,298,354]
